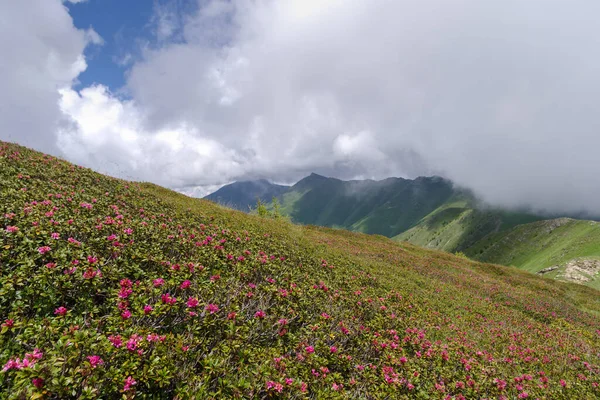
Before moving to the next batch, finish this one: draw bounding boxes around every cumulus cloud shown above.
[0,0,84,152]
[3,0,600,215]
[0,0,100,153]
[124,0,600,214]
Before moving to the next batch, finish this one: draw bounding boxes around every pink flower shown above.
[285,378,294,385]
[266,381,284,393]
[305,345,315,354]
[50,232,60,239]
[118,287,133,299]
[180,280,191,290]
[123,376,137,392]
[123,228,133,235]
[560,379,567,387]
[87,355,104,368]
[2,358,22,371]
[126,335,141,352]
[254,310,266,319]
[143,305,153,314]
[38,246,51,254]
[187,297,199,308]
[121,310,132,320]
[54,306,67,316]
[330,346,338,353]
[2,319,14,329]
[161,294,177,305]
[32,378,44,389]
[227,312,237,320]
[30,348,43,360]
[153,278,165,287]
[5,226,19,233]
[205,304,219,314]
[210,274,220,282]
[278,318,288,325]
[108,335,122,348]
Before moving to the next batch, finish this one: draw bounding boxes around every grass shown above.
[466,218,600,289]
[1,141,600,399]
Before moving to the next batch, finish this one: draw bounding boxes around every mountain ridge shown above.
[205,174,600,288]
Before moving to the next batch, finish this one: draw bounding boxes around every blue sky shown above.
[66,0,197,92]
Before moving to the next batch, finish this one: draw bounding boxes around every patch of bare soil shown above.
[556,258,600,283]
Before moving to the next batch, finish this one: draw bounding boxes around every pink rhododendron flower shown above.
[254,310,266,319]
[187,297,199,308]
[54,306,67,316]
[305,345,315,354]
[143,305,153,314]
[123,376,137,391]
[108,335,123,348]
[180,280,191,289]
[266,381,284,393]
[205,303,219,314]
[5,226,19,233]
[87,355,104,368]
[2,358,22,371]
[38,246,51,254]
[32,378,44,389]
[161,294,177,305]
[153,278,165,287]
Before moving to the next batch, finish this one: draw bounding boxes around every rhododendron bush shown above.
[1,141,600,399]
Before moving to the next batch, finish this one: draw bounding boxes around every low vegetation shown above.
[2,141,600,399]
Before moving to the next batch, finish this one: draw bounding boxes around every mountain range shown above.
[205,174,600,288]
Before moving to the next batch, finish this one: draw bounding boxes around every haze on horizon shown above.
[2,0,600,215]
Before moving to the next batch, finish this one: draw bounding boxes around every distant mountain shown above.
[279,174,459,237]
[204,179,289,211]
[203,173,600,288]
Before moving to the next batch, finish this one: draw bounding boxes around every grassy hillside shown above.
[465,218,600,289]
[2,141,600,399]
[395,196,542,252]
[277,174,458,237]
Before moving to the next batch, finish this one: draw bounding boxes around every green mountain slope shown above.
[3,141,600,398]
[279,174,459,237]
[465,218,600,289]
[395,196,542,252]
[204,179,289,211]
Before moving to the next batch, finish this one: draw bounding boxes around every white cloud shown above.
[121,0,600,214]
[4,0,600,215]
[58,85,245,187]
[0,0,91,152]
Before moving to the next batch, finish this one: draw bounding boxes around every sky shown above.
[2,0,600,215]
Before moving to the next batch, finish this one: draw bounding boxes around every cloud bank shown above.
[3,0,600,214]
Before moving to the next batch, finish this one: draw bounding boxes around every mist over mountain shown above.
[204,179,289,211]
[205,173,538,238]
[205,173,600,288]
